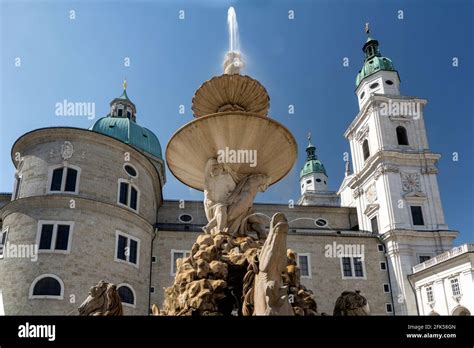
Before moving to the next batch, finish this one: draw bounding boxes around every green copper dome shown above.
[355,35,397,88]
[300,138,327,178]
[91,84,162,160]
[91,117,162,159]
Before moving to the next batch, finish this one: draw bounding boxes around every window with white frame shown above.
[297,253,311,278]
[426,286,434,302]
[117,179,139,211]
[48,165,80,194]
[37,221,74,253]
[383,284,390,293]
[29,274,64,299]
[0,227,8,259]
[385,303,393,313]
[117,284,136,307]
[380,261,387,271]
[115,231,140,267]
[450,278,461,296]
[341,256,365,278]
[171,249,191,275]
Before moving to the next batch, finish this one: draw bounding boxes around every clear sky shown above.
[1,0,472,245]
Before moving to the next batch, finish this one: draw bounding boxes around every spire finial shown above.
[365,22,370,35]
[123,78,127,90]
[307,132,311,143]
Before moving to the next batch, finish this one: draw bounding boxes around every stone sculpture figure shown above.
[202,158,237,235]
[78,280,123,316]
[333,290,370,316]
[226,173,270,237]
[242,213,294,316]
[203,158,270,238]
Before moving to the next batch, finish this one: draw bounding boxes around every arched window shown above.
[396,126,409,145]
[117,284,136,307]
[362,139,370,161]
[29,274,64,299]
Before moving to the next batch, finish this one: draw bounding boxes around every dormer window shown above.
[118,109,123,117]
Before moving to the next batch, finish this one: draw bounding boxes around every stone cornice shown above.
[347,150,441,188]
[0,195,155,233]
[344,94,428,139]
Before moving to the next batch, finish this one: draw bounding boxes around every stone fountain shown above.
[161,7,317,316]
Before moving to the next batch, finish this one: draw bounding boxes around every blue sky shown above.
[1,0,472,245]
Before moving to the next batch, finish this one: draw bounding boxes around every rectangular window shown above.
[115,232,140,267]
[171,250,191,275]
[419,255,431,263]
[342,257,353,277]
[64,168,78,192]
[130,187,138,210]
[377,244,384,252]
[117,235,127,260]
[297,254,311,278]
[386,303,393,313]
[119,182,128,205]
[450,278,461,296]
[341,257,365,279]
[118,109,123,117]
[129,239,138,264]
[37,222,73,253]
[371,216,379,234]
[51,168,64,191]
[411,206,425,226]
[49,166,79,193]
[426,286,434,302]
[0,228,8,258]
[54,225,70,250]
[383,284,390,293]
[118,181,139,212]
[353,257,364,277]
[380,261,387,271]
[39,224,54,250]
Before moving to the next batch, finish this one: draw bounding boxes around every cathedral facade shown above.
[0,32,471,316]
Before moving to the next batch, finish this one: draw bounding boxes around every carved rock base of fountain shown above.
[159,226,318,316]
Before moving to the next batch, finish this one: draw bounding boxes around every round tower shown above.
[0,82,165,315]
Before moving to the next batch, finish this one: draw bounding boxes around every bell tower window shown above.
[362,139,370,161]
[118,108,123,117]
[396,126,409,145]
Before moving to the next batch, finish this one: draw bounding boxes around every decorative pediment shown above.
[389,115,411,122]
[403,191,427,203]
[355,124,369,144]
[364,203,379,217]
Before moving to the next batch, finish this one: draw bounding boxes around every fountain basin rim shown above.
[166,111,298,191]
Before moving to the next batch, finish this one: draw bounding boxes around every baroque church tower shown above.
[338,25,458,314]
[299,134,339,207]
